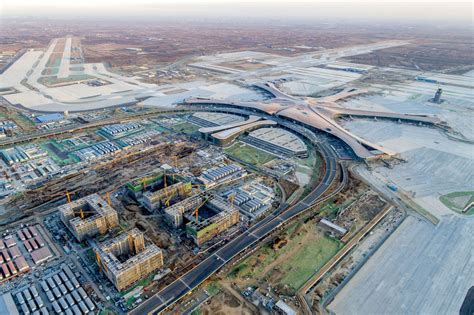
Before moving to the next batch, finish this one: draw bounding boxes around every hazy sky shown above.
[1,0,472,24]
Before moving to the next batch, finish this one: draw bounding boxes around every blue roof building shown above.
[36,113,64,123]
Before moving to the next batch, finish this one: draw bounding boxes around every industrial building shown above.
[101,122,142,136]
[197,164,245,187]
[142,181,193,211]
[164,196,204,228]
[35,113,64,123]
[223,180,275,218]
[0,292,18,315]
[58,194,119,242]
[185,197,240,246]
[0,145,47,166]
[95,229,163,291]
[244,127,308,157]
[34,264,96,314]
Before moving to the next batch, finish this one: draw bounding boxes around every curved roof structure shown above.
[185,98,288,115]
[275,106,390,159]
[184,83,445,160]
[211,120,277,142]
[253,82,297,100]
[248,127,307,154]
[199,115,261,134]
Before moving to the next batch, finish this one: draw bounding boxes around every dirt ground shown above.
[218,61,271,71]
[346,40,474,73]
[200,287,257,315]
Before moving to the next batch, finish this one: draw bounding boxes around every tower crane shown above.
[194,196,209,223]
[66,191,72,203]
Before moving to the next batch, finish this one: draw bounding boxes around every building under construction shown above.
[58,194,119,242]
[126,172,164,200]
[185,197,240,246]
[164,196,204,228]
[95,229,163,291]
[142,181,192,212]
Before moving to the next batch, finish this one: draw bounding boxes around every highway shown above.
[0,107,181,148]
[131,142,341,315]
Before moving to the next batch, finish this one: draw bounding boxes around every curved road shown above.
[1,102,342,314]
[132,142,340,314]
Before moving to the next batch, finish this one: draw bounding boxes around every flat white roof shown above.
[193,112,244,125]
[248,127,307,153]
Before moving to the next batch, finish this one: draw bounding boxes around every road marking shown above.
[156,294,165,304]
[275,216,285,223]
[300,201,310,207]
[248,232,259,238]
[178,278,192,290]
[214,253,226,262]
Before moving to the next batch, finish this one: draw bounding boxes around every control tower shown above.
[433,88,443,104]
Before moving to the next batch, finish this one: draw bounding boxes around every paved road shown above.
[131,143,340,315]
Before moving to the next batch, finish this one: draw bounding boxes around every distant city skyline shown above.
[1,1,472,24]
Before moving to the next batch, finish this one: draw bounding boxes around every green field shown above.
[440,191,474,215]
[224,142,275,166]
[206,281,222,296]
[170,122,201,134]
[277,234,342,292]
[229,215,343,294]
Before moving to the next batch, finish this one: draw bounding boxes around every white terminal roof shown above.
[248,127,306,153]
[211,120,276,140]
[192,112,244,125]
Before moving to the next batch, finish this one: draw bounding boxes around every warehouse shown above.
[0,293,19,315]
[244,127,307,157]
[35,113,64,123]
[30,247,53,265]
[222,179,275,219]
[197,164,245,187]
[101,122,142,136]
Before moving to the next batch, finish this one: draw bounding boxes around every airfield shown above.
[0,34,473,314]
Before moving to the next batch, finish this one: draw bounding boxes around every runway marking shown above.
[178,278,192,290]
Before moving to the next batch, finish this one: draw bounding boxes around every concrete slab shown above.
[328,215,474,315]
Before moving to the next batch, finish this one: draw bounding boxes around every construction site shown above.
[185,196,241,246]
[95,228,164,291]
[0,14,472,315]
[211,175,402,313]
[59,194,119,242]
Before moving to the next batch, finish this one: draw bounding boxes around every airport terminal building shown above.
[244,127,307,158]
